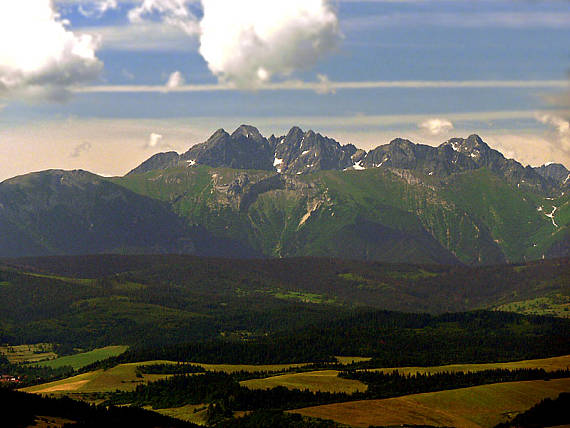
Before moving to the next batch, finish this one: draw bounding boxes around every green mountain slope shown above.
[116,163,566,264]
[0,169,257,258]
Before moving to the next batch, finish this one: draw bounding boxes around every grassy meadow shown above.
[369,354,570,376]
[34,346,128,370]
[240,370,367,394]
[291,378,570,428]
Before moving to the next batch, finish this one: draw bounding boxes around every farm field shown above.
[34,346,128,370]
[291,377,570,428]
[370,354,570,376]
[335,356,371,365]
[22,361,172,395]
[240,370,367,393]
[0,343,56,364]
[22,360,311,395]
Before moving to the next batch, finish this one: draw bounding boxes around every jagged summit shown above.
[231,124,264,141]
[126,126,567,193]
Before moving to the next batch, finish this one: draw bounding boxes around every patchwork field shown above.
[22,361,172,395]
[291,378,570,428]
[0,343,57,364]
[240,370,367,393]
[22,360,311,396]
[34,346,128,370]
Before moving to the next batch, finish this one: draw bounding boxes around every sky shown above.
[0,0,569,181]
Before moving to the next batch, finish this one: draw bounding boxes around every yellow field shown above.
[0,343,57,364]
[335,356,372,365]
[22,360,310,395]
[291,378,570,428]
[195,362,308,373]
[370,354,570,376]
[22,361,173,394]
[241,370,367,393]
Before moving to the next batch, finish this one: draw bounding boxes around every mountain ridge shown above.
[1,125,568,264]
[127,125,568,196]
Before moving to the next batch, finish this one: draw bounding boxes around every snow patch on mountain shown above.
[544,206,559,227]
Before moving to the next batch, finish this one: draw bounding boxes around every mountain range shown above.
[1,125,568,264]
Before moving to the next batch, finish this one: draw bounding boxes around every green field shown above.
[370,354,570,376]
[292,378,570,428]
[240,370,367,394]
[22,360,311,396]
[34,346,128,370]
[495,293,570,318]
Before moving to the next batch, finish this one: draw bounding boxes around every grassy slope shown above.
[22,361,312,395]
[240,370,367,394]
[34,346,128,370]
[291,378,570,428]
[25,355,570,398]
[369,354,570,376]
[115,165,567,264]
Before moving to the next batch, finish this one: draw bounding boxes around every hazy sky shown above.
[0,0,569,181]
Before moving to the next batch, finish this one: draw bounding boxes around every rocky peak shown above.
[208,128,230,142]
[273,126,353,174]
[231,124,264,142]
[126,151,182,176]
[534,163,569,184]
[181,125,274,170]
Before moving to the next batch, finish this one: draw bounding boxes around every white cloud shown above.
[128,0,200,35]
[166,70,185,89]
[84,22,195,51]
[0,0,102,100]
[536,113,570,152]
[147,132,164,148]
[418,118,454,135]
[75,79,567,94]
[199,0,341,88]
[145,132,174,149]
[78,0,118,17]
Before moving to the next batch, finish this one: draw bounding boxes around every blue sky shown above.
[0,0,568,180]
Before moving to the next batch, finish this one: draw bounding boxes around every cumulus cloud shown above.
[165,70,185,89]
[126,0,341,88]
[148,132,163,147]
[128,0,200,35]
[536,113,570,152]
[418,118,454,135]
[0,0,102,100]
[199,0,341,88]
[78,0,118,17]
[70,141,92,157]
[145,132,173,149]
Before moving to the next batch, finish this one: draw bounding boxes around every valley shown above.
[1,254,569,427]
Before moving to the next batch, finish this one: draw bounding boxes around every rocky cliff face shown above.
[181,125,275,171]
[272,126,354,175]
